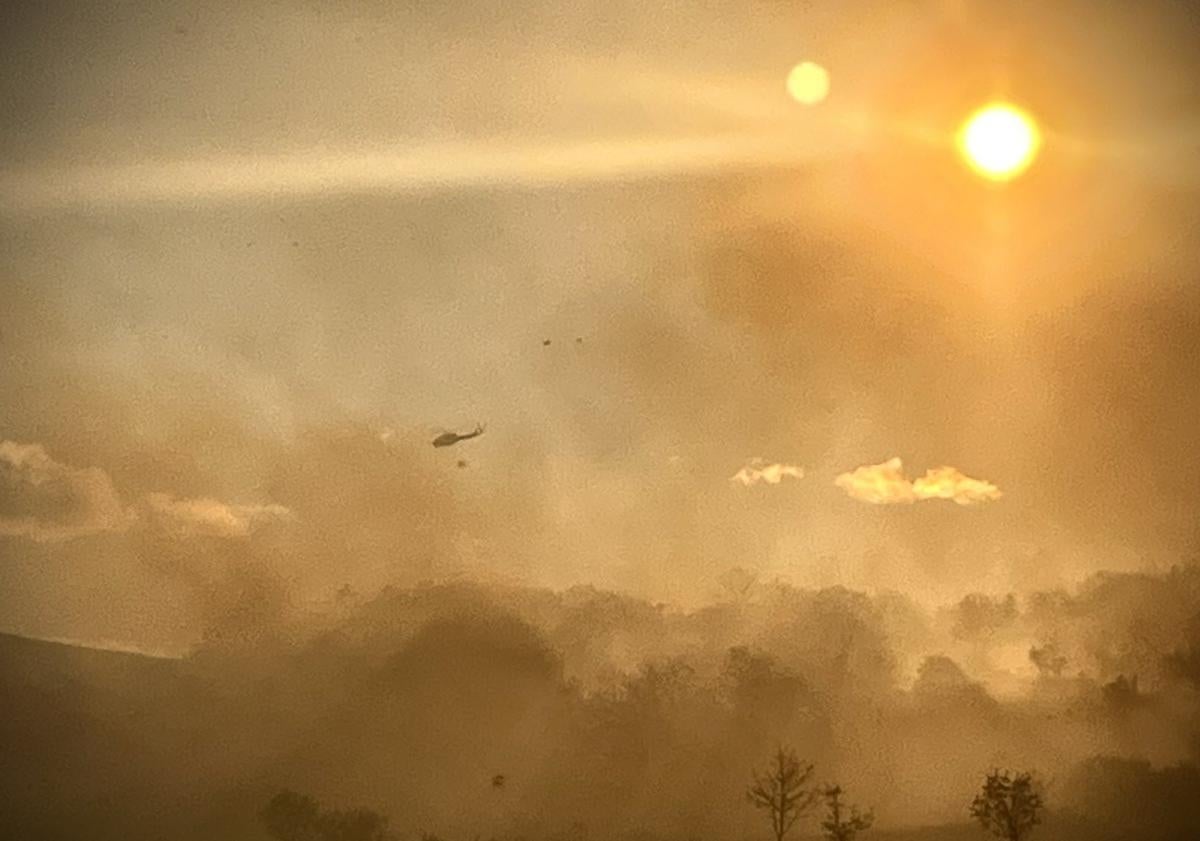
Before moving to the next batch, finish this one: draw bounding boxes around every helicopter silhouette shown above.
[432,424,486,448]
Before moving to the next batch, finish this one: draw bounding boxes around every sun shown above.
[957,103,1041,181]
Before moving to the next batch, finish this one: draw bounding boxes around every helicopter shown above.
[432,424,486,448]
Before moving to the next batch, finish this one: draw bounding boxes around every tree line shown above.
[745,746,1041,841]
[261,746,1044,841]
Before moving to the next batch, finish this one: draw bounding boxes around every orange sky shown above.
[2,0,1199,647]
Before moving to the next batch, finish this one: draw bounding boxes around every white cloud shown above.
[834,457,916,504]
[731,458,804,487]
[913,466,1002,505]
[835,457,1001,506]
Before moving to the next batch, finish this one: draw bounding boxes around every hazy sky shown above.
[2,0,1200,648]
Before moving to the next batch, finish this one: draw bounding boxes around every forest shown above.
[4,565,1198,840]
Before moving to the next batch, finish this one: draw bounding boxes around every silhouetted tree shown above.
[1028,644,1068,678]
[262,791,323,841]
[1165,612,1200,689]
[1063,755,1200,840]
[820,785,874,841]
[951,593,1018,642]
[969,770,1043,841]
[261,790,390,841]
[747,746,819,841]
[1102,674,1142,711]
[321,807,390,841]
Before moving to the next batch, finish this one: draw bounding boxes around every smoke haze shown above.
[2,0,1200,838]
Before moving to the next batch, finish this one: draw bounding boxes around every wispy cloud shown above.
[0,441,135,541]
[0,133,815,215]
[144,493,294,538]
[0,440,295,543]
[730,458,804,487]
[835,457,1001,506]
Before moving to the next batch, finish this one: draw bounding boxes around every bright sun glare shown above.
[958,103,1041,181]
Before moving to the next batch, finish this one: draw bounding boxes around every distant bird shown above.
[542,339,551,346]
[432,424,485,448]
[575,337,583,344]
[492,774,506,789]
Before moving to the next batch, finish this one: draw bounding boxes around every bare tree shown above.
[969,770,1044,841]
[747,746,819,841]
[821,785,874,841]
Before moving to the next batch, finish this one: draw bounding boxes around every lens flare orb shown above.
[786,62,831,106]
